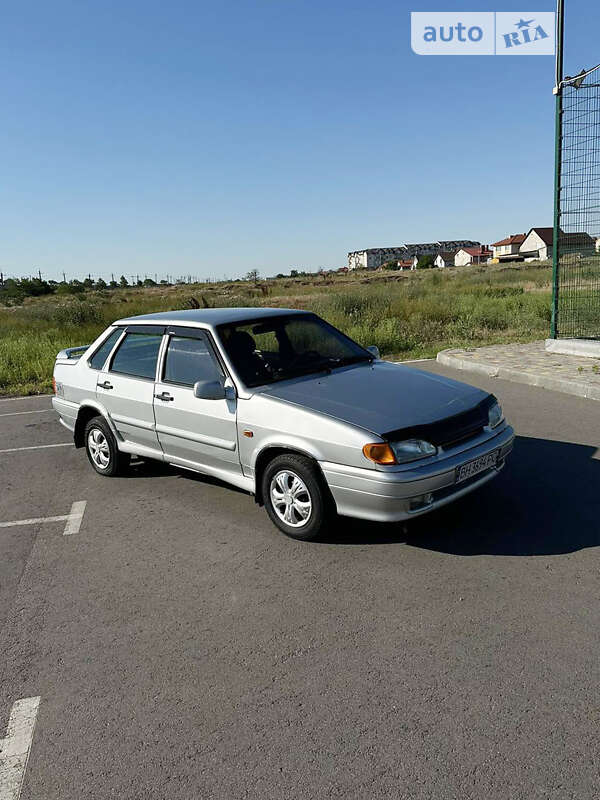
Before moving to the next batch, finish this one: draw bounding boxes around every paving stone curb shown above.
[437,348,600,402]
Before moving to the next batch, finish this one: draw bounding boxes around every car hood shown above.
[260,361,489,436]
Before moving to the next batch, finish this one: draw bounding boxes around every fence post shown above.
[551,0,565,339]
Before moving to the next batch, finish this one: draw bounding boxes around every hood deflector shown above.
[382,395,496,448]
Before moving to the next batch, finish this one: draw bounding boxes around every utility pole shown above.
[62,271,66,283]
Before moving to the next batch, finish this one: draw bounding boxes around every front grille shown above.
[439,424,484,449]
[382,395,495,449]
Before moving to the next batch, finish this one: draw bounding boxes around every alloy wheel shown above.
[269,470,313,528]
[87,427,111,470]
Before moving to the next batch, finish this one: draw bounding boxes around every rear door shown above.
[153,327,241,477]
[96,325,164,456]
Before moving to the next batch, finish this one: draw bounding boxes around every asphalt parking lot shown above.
[1,362,599,800]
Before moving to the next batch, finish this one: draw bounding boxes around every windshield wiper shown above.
[273,359,335,381]
[336,354,374,366]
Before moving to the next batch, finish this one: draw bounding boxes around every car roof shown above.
[114,307,310,328]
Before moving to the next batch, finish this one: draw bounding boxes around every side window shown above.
[110,333,163,379]
[88,329,122,371]
[163,336,223,386]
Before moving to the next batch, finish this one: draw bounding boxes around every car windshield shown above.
[218,313,372,387]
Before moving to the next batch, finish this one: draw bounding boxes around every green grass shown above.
[0,261,553,396]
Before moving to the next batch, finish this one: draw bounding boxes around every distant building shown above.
[434,251,456,269]
[519,228,554,260]
[397,257,418,270]
[348,240,480,270]
[454,246,492,266]
[520,227,595,260]
[490,234,526,262]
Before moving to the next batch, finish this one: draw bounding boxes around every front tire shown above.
[84,416,130,477]
[262,454,332,540]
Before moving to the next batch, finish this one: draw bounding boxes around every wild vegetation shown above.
[0,261,553,395]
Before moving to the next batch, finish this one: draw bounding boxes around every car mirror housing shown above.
[193,379,226,400]
[366,345,380,359]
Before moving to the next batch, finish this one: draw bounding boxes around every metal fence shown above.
[553,65,600,339]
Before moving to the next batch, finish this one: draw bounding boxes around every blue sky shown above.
[2,0,597,281]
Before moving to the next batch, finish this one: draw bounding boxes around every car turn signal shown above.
[362,443,397,465]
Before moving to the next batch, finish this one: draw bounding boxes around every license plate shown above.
[455,450,499,484]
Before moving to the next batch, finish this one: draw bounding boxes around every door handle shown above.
[98,381,113,390]
[154,392,174,401]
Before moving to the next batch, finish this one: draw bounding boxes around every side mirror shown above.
[193,379,226,400]
[366,345,380,359]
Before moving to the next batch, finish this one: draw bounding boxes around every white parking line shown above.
[0,696,41,800]
[0,443,73,454]
[0,409,52,418]
[0,515,72,528]
[62,501,87,535]
[0,394,51,403]
[0,501,87,536]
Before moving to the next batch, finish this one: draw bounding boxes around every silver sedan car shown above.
[52,308,514,539]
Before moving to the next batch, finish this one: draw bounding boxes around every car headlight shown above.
[391,439,437,463]
[362,440,436,465]
[488,401,504,429]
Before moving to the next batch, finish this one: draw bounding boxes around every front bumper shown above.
[320,425,515,523]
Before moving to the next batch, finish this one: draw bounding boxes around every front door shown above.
[96,327,163,456]
[153,328,240,478]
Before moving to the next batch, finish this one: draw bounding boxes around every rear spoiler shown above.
[55,345,90,362]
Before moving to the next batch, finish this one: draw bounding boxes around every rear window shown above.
[110,332,163,380]
[88,329,122,370]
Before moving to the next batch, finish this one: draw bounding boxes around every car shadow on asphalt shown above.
[319,435,600,556]
[127,456,251,495]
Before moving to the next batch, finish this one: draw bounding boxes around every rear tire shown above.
[262,453,332,540]
[84,416,130,477]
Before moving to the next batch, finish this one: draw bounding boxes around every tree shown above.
[417,254,435,270]
[290,269,299,278]
[17,278,53,296]
[382,260,399,271]
[119,275,129,288]
[57,279,85,295]
[95,278,107,290]
[246,269,260,283]
[0,278,25,305]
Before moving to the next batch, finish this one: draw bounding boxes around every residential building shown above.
[490,234,526,262]
[520,227,595,260]
[434,252,456,268]
[454,246,492,266]
[397,257,418,270]
[347,240,480,270]
[519,228,553,260]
